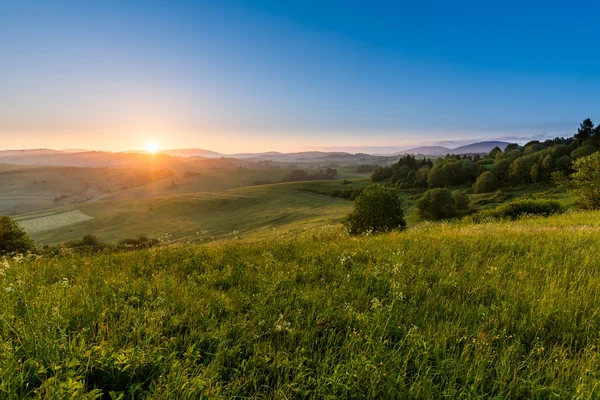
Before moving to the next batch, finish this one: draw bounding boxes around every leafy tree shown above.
[488,146,502,159]
[554,155,572,172]
[342,185,406,235]
[492,158,511,180]
[530,163,542,183]
[504,143,521,152]
[575,118,594,143]
[473,171,498,194]
[570,151,600,209]
[417,188,456,220]
[571,145,598,159]
[453,191,471,212]
[414,165,430,187]
[0,215,35,254]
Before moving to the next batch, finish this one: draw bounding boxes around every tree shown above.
[473,171,498,194]
[570,151,600,209]
[575,118,594,143]
[504,143,521,152]
[571,145,598,159]
[417,188,457,220]
[488,146,502,159]
[414,165,430,187]
[453,191,471,212]
[342,185,406,235]
[530,163,542,183]
[0,215,35,254]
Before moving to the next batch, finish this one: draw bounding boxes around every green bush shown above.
[342,185,406,235]
[469,199,563,222]
[453,191,471,212]
[473,171,498,193]
[82,234,99,246]
[569,151,600,209]
[417,188,456,220]
[0,215,35,254]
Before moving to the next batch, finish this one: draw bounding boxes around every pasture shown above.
[2,211,600,397]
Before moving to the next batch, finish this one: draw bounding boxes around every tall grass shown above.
[2,211,600,398]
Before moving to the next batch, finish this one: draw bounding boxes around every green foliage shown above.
[427,160,476,188]
[3,213,600,397]
[413,165,430,187]
[468,199,563,222]
[342,185,406,235]
[571,145,598,159]
[417,188,456,219]
[0,215,35,254]
[473,171,498,194]
[82,234,99,246]
[453,191,470,212]
[570,151,600,209]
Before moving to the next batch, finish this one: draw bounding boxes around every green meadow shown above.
[2,211,600,398]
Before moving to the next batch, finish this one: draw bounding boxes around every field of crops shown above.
[16,209,94,233]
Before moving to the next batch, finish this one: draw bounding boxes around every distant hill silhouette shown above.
[399,141,511,155]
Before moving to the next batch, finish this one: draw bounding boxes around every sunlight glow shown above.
[143,141,159,154]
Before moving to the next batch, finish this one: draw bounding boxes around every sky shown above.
[1,0,600,153]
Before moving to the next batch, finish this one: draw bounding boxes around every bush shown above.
[569,151,600,209]
[473,171,498,193]
[342,185,406,235]
[82,234,99,246]
[417,188,457,220]
[453,191,471,212]
[0,215,35,254]
[469,199,563,222]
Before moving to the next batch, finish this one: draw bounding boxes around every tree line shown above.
[370,118,600,194]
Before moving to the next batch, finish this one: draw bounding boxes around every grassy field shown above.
[15,178,571,246]
[0,164,371,218]
[2,211,600,398]
[21,183,355,245]
[0,165,174,216]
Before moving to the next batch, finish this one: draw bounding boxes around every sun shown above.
[143,141,159,154]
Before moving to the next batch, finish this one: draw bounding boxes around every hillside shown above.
[3,211,600,398]
[451,140,510,154]
[399,141,511,155]
[14,183,355,245]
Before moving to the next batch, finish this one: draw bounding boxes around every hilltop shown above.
[3,211,600,398]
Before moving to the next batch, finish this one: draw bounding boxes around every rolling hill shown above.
[4,210,600,398]
[399,141,511,155]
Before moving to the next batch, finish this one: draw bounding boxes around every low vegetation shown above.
[3,212,600,397]
[0,215,35,254]
[342,185,406,235]
[468,199,563,222]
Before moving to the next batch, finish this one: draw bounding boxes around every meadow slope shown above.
[2,211,600,398]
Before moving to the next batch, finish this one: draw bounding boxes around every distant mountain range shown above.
[398,141,511,156]
[0,141,514,168]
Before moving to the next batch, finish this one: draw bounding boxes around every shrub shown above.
[473,171,498,193]
[0,215,35,254]
[569,151,600,209]
[453,191,471,212]
[342,185,406,235]
[82,234,99,246]
[417,188,456,220]
[469,199,563,222]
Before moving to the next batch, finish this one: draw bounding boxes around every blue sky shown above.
[1,0,599,152]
